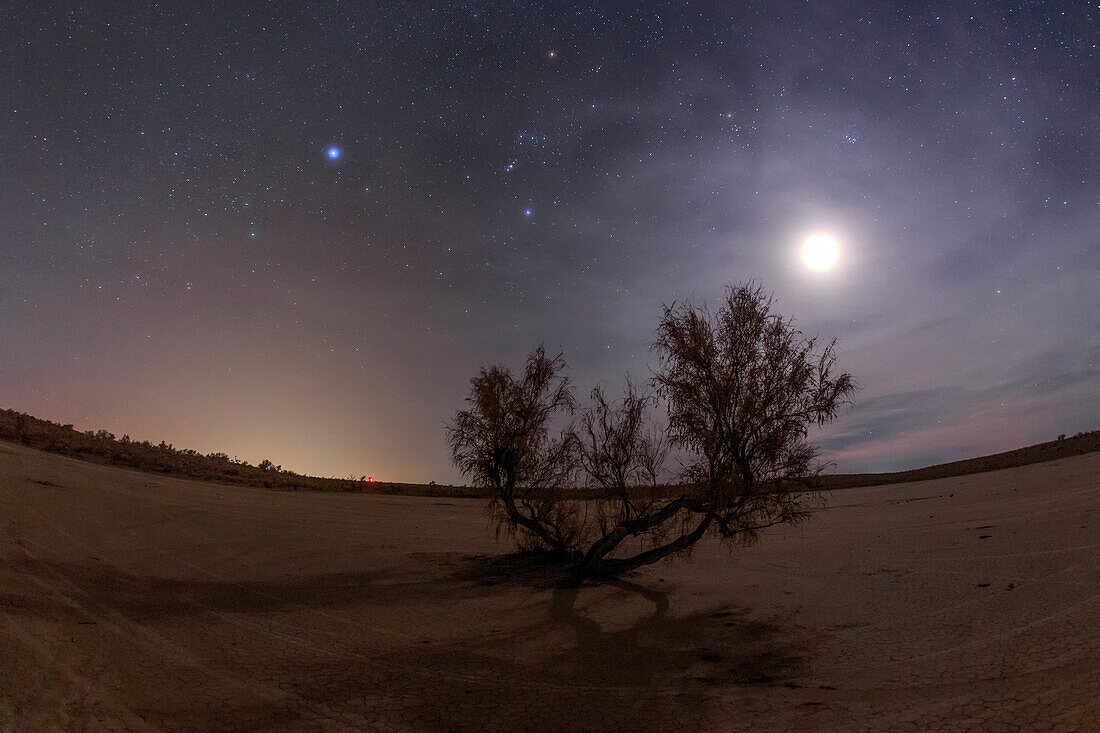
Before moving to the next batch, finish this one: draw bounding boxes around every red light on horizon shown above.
[367,476,375,483]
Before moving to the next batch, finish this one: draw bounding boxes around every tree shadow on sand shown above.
[6,548,816,730]
[434,552,813,729]
[544,579,804,688]
[3,551,452,620]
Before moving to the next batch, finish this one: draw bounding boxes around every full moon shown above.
[801,233,840,270]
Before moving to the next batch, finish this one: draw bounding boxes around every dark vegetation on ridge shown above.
[1,407,1096,497]
[817,429,1100,489]
[0,408,478,497]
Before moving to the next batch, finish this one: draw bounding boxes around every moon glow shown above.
[801,233,840,270]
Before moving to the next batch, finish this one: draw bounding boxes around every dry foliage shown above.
[447,282,857,577]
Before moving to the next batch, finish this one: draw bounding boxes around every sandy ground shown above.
[1,440,1097,732]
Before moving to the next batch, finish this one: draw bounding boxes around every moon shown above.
[801,233,840,270]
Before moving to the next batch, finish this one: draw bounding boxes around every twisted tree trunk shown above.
[575,496,694,572]
[583,512,714,577]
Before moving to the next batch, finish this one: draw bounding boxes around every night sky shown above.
[2,2,1096,483]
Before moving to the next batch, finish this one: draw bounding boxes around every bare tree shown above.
[447,283,856,577]
[573,381,674,575]
[446,347,582,557]
[650,282,857,559]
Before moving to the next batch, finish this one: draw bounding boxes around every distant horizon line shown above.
[1,406,1096,494]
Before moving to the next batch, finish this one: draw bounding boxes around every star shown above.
[4,0,1094,486]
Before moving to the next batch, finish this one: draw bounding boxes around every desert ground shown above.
[1,440,1097,731]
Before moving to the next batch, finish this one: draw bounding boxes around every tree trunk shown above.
[500,483,568,555]
[580,512,714,577]
[574,497,693,575]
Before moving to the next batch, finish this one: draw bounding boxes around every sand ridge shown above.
[1,440,1097,730]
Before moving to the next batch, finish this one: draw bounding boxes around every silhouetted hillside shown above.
[2,408,1095,496]
[0,408,479,497]
[820,430,1100,489]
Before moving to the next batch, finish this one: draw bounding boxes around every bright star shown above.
[524,208,533,217]
[326,145,341,160]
